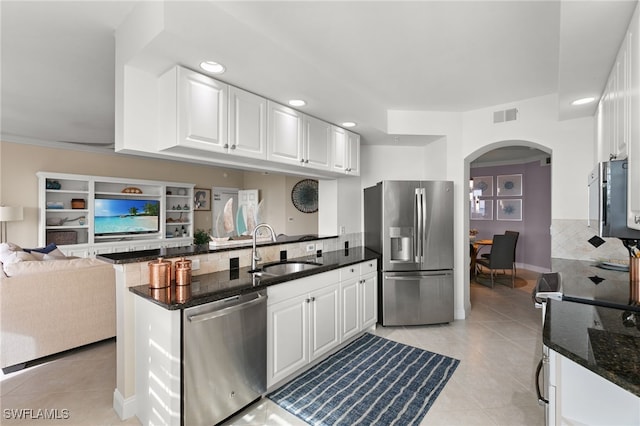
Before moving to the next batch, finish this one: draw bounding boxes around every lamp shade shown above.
[0,206,24,222]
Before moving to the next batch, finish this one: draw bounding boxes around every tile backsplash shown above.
[552,219,628,262]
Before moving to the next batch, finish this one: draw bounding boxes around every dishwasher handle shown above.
[188,292,266,323]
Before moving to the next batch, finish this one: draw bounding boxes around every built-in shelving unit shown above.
[37,172,195,257]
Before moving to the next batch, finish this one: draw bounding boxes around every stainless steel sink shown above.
[254,261,322,276]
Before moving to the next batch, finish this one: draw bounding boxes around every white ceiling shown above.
[1,0,638,150]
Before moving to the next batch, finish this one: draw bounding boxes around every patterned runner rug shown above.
[267,333,459,425]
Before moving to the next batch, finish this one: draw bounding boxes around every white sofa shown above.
[0,249,116,371]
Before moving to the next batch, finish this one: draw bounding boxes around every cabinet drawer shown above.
[360,260,377,276]
[339,265,359,281]
[267,269,340,305]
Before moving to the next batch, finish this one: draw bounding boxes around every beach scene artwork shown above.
[94,198,160,235]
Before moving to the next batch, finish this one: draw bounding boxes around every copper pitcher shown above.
[630,257,640,304]
[149,257,172,288]
[175,257,192,286]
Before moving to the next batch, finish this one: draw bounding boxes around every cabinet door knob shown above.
[305,298,311,303]
[300,158,305,163]
[305,159,309,164]
[230,144,236,150]
[311,297,316,302]
[224,143,229,149]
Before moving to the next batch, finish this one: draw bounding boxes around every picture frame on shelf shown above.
[497,174,523,197]
[472,176,493,197]
[497,199,522,221]
[194,188,211,211]
[470,199,493,220]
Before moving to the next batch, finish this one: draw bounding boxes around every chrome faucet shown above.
[251,223,277,271]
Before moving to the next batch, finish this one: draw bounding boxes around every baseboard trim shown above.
[113,389,136,420]
[516,263,551,274]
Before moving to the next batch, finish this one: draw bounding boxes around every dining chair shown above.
[475,233,517,288]
[481,230,519,264]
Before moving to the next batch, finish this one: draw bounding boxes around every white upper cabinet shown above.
[347,130,361,176]
[331,126,360,175]
[598,14,636,163]
[228,86,267,159]
[159,66,228,153]
[331,126,347,173]
[156,66,360,177]
[267,101,304,165]
[302,115,332,170]
[627,5,640,229]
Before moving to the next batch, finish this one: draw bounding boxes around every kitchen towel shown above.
[268,332,459,426]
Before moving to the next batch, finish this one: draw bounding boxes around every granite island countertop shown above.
[128,247,379,310]
[545,257,640,397]
[97,234,338,265]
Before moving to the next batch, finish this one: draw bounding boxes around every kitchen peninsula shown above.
[97,236,379,423]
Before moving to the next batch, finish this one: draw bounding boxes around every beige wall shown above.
[0,141,319,247]
[1,141,246,247]
[241,173,319,236]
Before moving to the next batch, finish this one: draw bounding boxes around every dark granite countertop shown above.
[544,299,640,397]
[545,257,640,397]
[551,257,639,312]
[129,247,379,310]
[97,234,338,264]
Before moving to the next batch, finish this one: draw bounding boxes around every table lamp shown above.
[0,206,24,243]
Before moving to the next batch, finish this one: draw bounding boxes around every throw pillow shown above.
[0,242,27,264]
[0,250,37,265]
[43,248,67,260]
[23,243,58,254]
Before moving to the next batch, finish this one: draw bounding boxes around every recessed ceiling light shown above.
[288,99,306,107]
[199,61,226,74]
[571,97,596,106]
[342,122,357,128]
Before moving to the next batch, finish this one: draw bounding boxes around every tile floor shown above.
[1,270,544,425]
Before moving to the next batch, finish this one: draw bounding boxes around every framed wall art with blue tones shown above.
[472,176,493,197]
[497,174,522,197]
[470,199,493,220]
[497,199,522,221]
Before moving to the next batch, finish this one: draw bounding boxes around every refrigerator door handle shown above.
[414,189,420,263]
[415,188,424,263]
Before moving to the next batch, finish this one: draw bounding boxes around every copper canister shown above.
[175,257,192,286]
[176,284,191,303]
[149,257,172,288]
[630,257,640,304]
[150,286,171,303]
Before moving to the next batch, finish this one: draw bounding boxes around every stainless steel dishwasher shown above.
[183,290,267,426]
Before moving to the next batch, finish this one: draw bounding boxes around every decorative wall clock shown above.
[291,179,319,213]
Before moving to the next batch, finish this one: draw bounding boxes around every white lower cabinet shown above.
[309,283,341,360]
[267,270,340,387]
[549,348,640,425]
[267,260,378,388]
[340,261,378,341]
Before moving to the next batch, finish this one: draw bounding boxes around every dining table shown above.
[470,238,493,276]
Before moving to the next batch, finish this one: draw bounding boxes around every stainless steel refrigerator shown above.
[364,180,454,326]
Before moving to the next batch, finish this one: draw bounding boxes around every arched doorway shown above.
[465,140,552,290]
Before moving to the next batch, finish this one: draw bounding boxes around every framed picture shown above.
[497,199,522,221]
[497,174,523,197]
[472,176,493,197]
[470,199,493,220]
[194,188,211,211]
